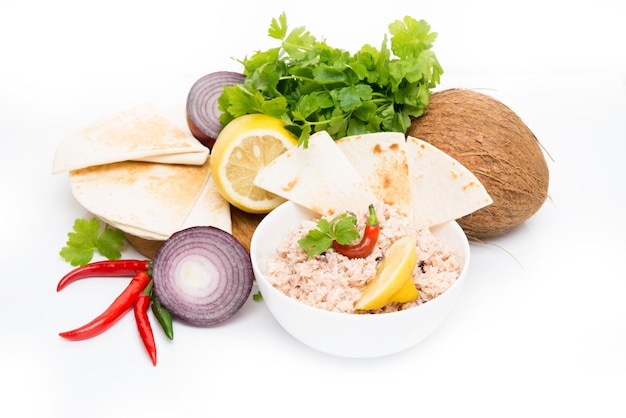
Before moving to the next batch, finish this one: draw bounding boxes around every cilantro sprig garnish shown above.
[60,218,125,266]
[218,13,443,147]
[297,213,361,257]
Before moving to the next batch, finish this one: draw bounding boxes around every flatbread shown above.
[181,173,232,233]
[254,130,491,225]
[336,132,412,217]
[253,131,380,216]
[52,104,209,174]
[69,159,231,241]
[406,136,493,228]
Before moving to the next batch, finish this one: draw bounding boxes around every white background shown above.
[1,0,625,417]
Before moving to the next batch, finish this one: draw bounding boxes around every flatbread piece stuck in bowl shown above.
[254,130,492,230]
[335,132,412,218]
[254,130,381,217]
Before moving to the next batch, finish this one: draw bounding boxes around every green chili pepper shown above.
[151,295,174,340]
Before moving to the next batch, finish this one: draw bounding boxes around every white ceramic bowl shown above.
[250,201,470,358]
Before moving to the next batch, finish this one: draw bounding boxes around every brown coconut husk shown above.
[407,88,549,238]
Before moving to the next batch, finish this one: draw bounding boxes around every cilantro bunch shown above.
[218,13,443,147]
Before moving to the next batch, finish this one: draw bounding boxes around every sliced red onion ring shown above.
[152,226,253,326]
[186,71,245,149]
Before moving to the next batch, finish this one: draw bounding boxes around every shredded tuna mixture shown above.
[266,204,462,314]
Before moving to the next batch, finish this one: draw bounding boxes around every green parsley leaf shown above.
[283,25,316,60]
[97,227,126,260]
[335,84,372,111]
[297,213,360,257]
[59,218,125,266]
[219,13,443,148]
[389,16,438,60]
[268,13,288,40]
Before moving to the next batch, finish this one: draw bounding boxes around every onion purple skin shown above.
[186,71,246,149]
[152,226,254,327]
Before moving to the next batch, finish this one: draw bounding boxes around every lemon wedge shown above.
[210,114,298,213]
[355,235,418,310]
[387,276,419,304]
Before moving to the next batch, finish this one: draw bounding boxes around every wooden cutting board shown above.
[126,205,266,259]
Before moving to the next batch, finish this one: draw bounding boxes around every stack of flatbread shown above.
[52,105,231,241]
[254,131,492,229]
[53,104,491,245]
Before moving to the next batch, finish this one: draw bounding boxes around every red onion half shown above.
[186,71,245,149]
[152,226,253,326]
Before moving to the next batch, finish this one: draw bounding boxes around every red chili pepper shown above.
[59,271,151,341]
[57,259,150,292]
[332,204,380,258]
[134,280,157,366]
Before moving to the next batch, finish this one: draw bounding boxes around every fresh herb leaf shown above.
[297,213,361,257]
[268,13,288,40]
[219,13,443,147]
[59,218,125,266]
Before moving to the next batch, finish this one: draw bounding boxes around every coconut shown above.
[407,88,549,238]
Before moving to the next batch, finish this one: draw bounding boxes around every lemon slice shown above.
[210,114,298,213]
[387,276,419,304]
[355,235,418,310]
